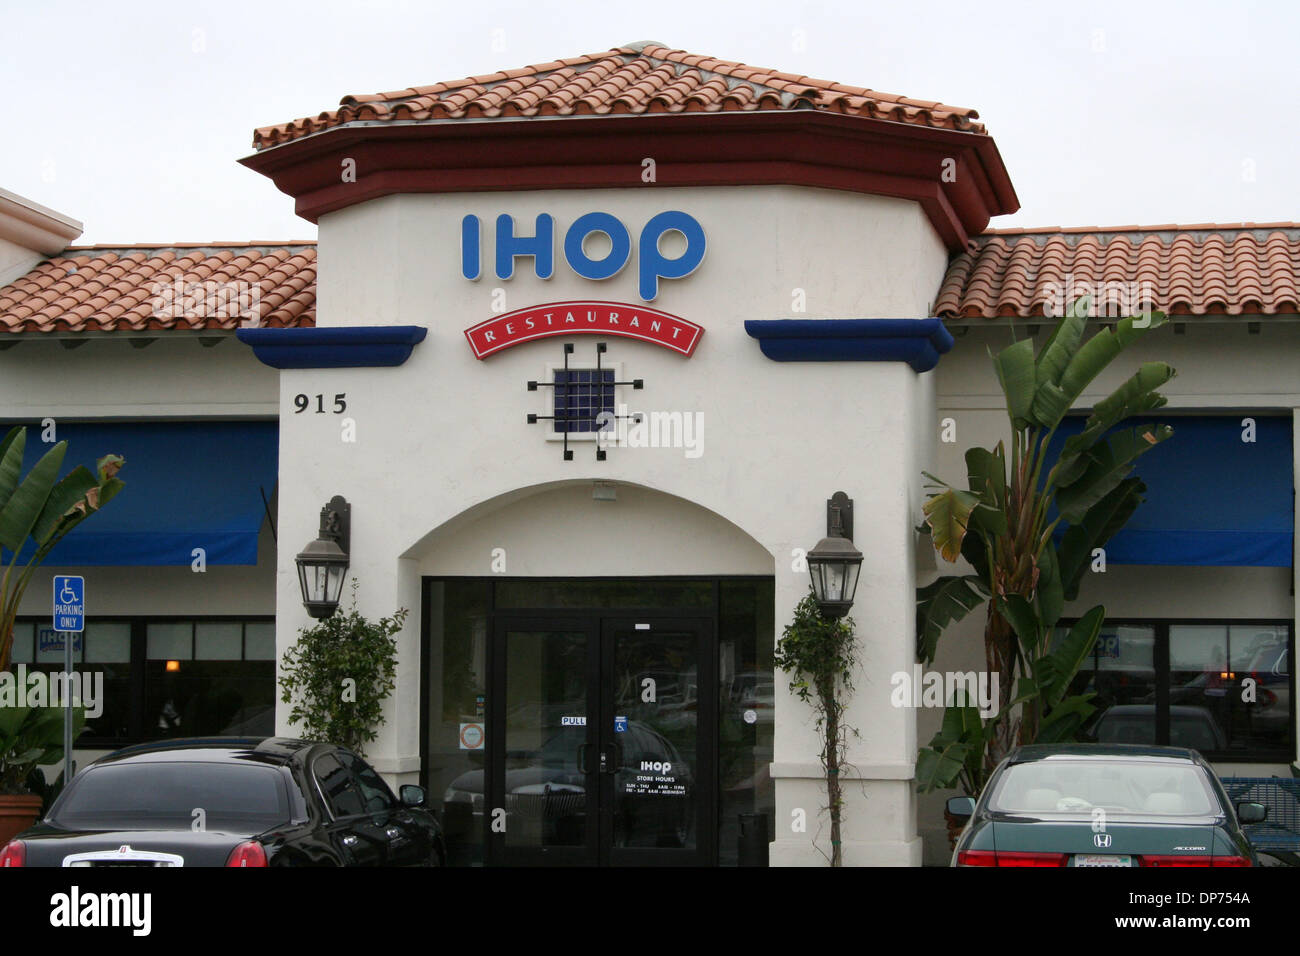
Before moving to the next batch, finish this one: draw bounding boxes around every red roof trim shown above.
[240,111,1018,252]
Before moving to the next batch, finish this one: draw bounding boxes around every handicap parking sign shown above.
[614,716,628,733]
[52,576,85,633]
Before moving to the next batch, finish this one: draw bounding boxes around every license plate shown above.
[1073,854,1132,867]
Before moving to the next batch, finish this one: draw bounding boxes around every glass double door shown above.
[486,614,715,866]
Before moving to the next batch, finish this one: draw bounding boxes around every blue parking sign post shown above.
[53,576,85,786]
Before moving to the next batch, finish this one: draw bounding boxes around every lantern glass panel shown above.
[842,561,861,604]
[326,564,347,604]
[823,561,847,602]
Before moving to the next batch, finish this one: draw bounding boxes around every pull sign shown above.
[634,623,651,630]
[460,211,706,302]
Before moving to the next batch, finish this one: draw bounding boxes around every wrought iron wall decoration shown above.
[527,342,643,460]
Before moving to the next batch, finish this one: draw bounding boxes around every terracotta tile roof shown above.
[935,224,1300,320]
[0,243,316,334]
[252,42,986,149]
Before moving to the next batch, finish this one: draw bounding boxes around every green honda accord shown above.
[948,744,1266,867]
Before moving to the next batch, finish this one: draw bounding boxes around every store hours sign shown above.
[462,210,707,359]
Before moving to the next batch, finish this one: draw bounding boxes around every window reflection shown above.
[1065,620,1292,757]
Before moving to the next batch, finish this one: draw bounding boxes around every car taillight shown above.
[1140,854,1251,867]
[225,841,268,867]
[957,850,1067,867]
[0,842,25,868]
[0,841,25,867]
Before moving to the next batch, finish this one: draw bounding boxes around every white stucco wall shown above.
[274,184,950,865]
[0,336,278,419]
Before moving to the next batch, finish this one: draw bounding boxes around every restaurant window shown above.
[553,368,615,433]
[11,616,275,746]
[1056,619,1293,760]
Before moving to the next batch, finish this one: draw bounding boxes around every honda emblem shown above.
[1093,833,1112,848]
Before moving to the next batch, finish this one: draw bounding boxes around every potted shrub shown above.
[0,705,86,844]
[278,581,407,754]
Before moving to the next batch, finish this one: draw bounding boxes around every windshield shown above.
[53,761,293,832]
[988,759,1217,816]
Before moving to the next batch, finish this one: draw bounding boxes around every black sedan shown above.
[0,737,445,867]
[948,744,1265,867]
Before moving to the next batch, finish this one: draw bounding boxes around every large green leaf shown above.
[0,427,26,512]
[965,446,1008,537]
[1036,605,1105,708]
[996,594,1040,656]
[935,693,986,741]
[959,524,991,582]
[1056,363,1175,477]
[915,742,970,793]
[1055,312,1167,408]
[1028,382,1073,432]
[0,441,67,551]
[1054,424,1172,523]
[1035,544,1064,629]
[922,487,980,563]
[1035,297,1090,388]
[30,465,97,547]
[918,699,988,793]
[1029,298,1090,427]
[0,703,29,739]
[916,575,989,664]
[96,476,126,510]
[1087,362,1177,428]
[992,338,1037,429]
[1036,693,1097,743]
[1058,478,1145,600]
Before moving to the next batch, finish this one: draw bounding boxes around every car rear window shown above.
[988,759,1218,816]
[52,761,293,832]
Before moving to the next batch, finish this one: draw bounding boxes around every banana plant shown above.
[0,426,125,673]
[916,297,1175,791]
[0,705,87,795]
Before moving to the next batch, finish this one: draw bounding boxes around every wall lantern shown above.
[807,491,863,619]
[295,495,351,618]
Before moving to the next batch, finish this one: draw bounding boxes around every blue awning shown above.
[1046,415,1294,567]
[0,421,277,567]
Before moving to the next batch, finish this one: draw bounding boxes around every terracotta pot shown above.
[943,809,965,850]
[0,793,43,845]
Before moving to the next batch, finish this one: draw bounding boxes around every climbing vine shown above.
[773,591,859,866]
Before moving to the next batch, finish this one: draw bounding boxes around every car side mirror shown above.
[1236,801,1267,824]
[946,796,976,820]
[400,785,428,808]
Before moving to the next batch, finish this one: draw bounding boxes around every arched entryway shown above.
[406,480,775,866]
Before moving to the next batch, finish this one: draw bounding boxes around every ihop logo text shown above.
[461,211,706,302]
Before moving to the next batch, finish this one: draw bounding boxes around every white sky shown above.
[5,0,1298,244]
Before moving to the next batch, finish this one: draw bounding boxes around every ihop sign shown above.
[461,211,706,302]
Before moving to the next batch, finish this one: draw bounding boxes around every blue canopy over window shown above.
[0,421,277,567]
[1045,415,1294,567]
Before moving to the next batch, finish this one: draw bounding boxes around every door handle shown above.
[599,743,621,774]
[577,743,591,774]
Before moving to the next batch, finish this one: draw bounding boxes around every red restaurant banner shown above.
[464,300,704,359]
